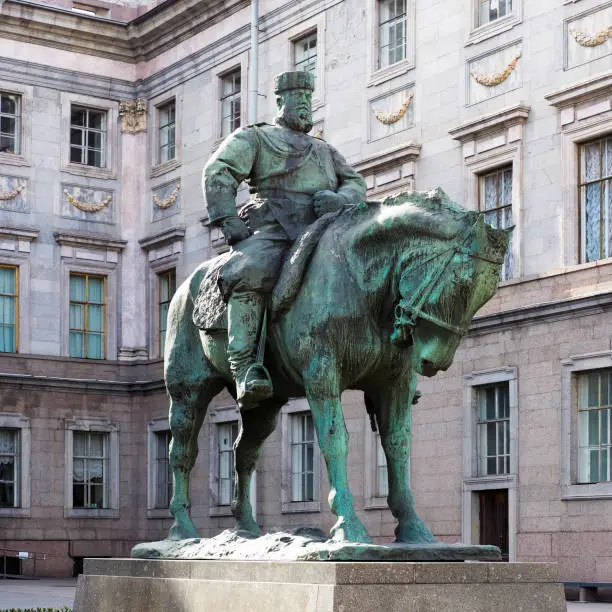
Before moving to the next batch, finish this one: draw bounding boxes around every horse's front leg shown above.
[304,372,371,543]
[370,376,436,544]
[232,399,283,535]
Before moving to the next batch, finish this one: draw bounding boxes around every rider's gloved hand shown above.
[313,190,348,217]
[218,216,251,245]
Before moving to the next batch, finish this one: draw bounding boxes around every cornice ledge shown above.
[470,292,612,334]
[138,225,186,251]
[449,104,530,142]
[0,225,39,241]
[544,71,612,108]
[53,230,127,251]
[354,142,422,174]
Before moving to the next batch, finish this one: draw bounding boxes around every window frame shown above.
[0,91,21,156]
[281,399,321,514]
[285,17,326,111]
[0,81,32,167]
[71,429,110,510]
[478,165,515,281]
[466,0,522,46]
[0,413,30,517]
[69,105,107,169]
[561,352,612,500]
[365,0,415,87]
[150,90,182,178]
[216,420,239,507]
[60,92,118,180]
[157,100,176,166]
[578,134,612,264]
[208,404,241,517]
[68,272,107,360]
[219,68,242,139]
[147,418,173,518]
[293,31,318,76]
[0,264,19,353]
[378,0,408,71]
[462,367,518,561]
[157,268,176,357]
[64,417,119,519]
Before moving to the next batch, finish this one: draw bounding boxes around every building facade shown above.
[0,0,611,581]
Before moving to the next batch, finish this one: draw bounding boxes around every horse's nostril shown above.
[421,359,437,377]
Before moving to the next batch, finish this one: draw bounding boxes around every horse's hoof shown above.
[168,520,200,541]
[330,518,373,544]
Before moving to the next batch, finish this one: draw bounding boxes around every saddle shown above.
[192,210,342,331]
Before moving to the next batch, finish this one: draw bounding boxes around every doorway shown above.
[479,488,509,561]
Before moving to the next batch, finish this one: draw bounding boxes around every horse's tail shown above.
[270,209,343,320]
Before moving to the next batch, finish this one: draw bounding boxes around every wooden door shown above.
[479,488,509,561]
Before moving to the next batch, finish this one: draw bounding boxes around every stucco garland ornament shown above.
[64,189,111,213]
[471,50,521,87]
[569,26,612,47]
[153,184,181,209]
[0,182,26,201]
[373,92,414,125]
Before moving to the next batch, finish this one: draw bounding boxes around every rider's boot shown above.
[227,289,273,407]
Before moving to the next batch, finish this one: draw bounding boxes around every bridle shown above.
[394,215,505,339]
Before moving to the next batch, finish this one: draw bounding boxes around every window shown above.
[578,370,612,483]
[374,433,388,498]
[580,136,612,263]
[0,429,19,507]
[158,269,176,355]
[294,32,317,75]
[0,266,17,353]
[0,93,20,155]
[291,413,315,502]
[378,0,407,69]
[70,106,107,168]
[69,273,105,359]
[479,166,514,280]
[154,430,172,509]
[476,383,510,476]
[478,0,513,26]
[158,101,176,165]
[220,70,241,138]
[217,421,238,506]
[462,367,518,561]
[72,431,109,509]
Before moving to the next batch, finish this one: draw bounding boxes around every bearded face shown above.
[275,88,313,133]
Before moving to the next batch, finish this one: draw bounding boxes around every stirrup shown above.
[236,362,273,408]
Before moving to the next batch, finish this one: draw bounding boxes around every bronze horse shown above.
[164,188,510,544]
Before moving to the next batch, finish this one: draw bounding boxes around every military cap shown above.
[273,71,315,94]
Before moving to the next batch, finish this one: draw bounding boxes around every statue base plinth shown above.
[73,558,565,612]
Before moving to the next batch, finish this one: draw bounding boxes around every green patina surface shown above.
[138,71,511,558]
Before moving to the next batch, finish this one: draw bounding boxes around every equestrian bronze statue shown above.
[163,71,511,545]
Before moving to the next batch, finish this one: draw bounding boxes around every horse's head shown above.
[390,203,511,377]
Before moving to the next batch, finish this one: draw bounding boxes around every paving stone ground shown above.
[0,577,611,610]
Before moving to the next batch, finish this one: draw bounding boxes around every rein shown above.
[394,215,503,339]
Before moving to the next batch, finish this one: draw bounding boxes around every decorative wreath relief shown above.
[569,26,612,47]
[153,184,181,209]
[0,182,26,201]
[471,50,521,87]
[64,189,111,213]
[374,92,414,125]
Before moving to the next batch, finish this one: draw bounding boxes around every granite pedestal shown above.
[73,558,566,611]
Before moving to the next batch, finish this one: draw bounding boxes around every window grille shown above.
[478,0,513,26]
[378,0,407,69]
[0,93,20,154]
[220,70,241,138]
[218,421,238,506]
[69,273,105,359]
[158,101,176,164]
[70,106,106,167]
[72,431,109,509]
[477,383,510,476]
[154,430,172,508]
[291,413,315,502]
[0,429,19,507]
[294,33,318,75]
[580,136,612,263]
[0,266,18,353]
[158,269,176,355]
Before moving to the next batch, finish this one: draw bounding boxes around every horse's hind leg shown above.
[167,370,224,540]
[368,377,436,544]
[232,398,284,535]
